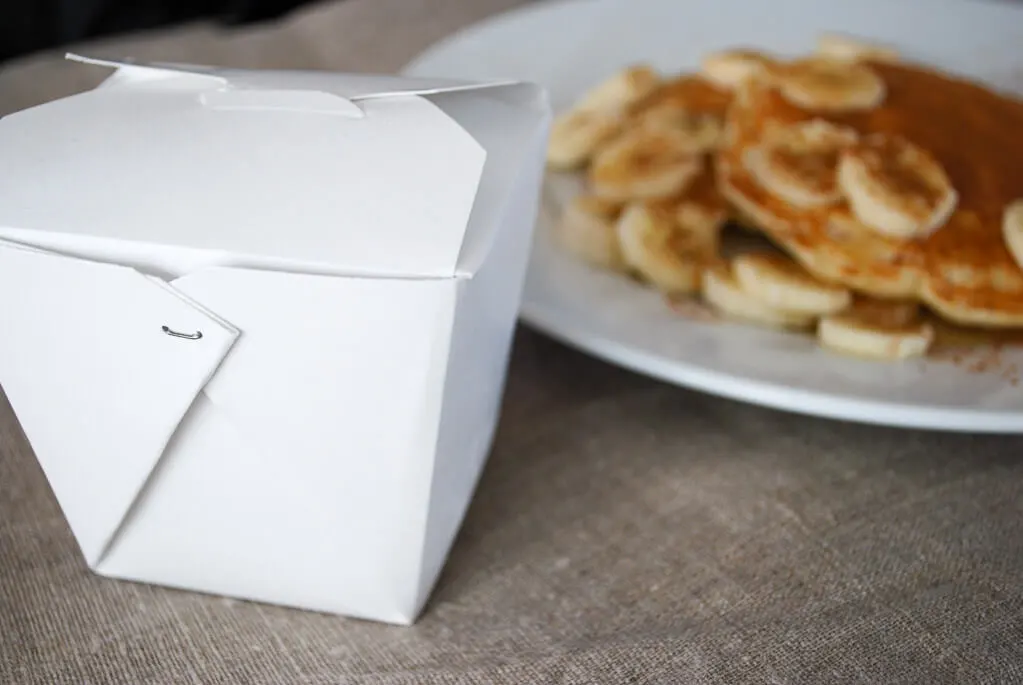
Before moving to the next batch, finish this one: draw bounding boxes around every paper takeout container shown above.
[0,54,551,625]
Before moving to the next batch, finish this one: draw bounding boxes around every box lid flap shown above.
[0,55,523,278]
[0,240,239,566]
[70,54,521,102]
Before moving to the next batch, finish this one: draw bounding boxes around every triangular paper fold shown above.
[0,242,239,565]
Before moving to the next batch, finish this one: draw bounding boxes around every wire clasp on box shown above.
[162,325,203,340]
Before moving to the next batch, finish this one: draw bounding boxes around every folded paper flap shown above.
[67,53,524,102]
[0,58,494,280]
[67,53,224,78]
[0,239,239,566]
[67,53,228,88]
[442,87,553,277]
[197,89,366,118]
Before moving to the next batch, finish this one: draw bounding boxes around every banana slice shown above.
[676,201,727,239]
[773,57,886,111]
[575,65,662,113]
[742,119,859,208]
[733,252,852,315]
[837,134,958,240]
[617,202,718,294]
[700,49,774,90]
[701,261,818,329]
[589,127,705,201]
[816,33,900,63]
[845,297,922,328]
[634,107,723,152]
[546,110,623,171]
[1001,199,1023,271]
[818,298,934,360]
[557,194,627,271]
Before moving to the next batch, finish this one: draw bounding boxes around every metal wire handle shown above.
[162,325,203,340]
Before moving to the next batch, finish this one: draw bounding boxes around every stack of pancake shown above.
[545,34,1023,361]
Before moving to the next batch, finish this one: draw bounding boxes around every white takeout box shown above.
[0,54,551,625]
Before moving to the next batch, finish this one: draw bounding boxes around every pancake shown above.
[718,59,1023,327]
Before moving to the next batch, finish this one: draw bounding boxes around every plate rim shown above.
[520,297,1023,433]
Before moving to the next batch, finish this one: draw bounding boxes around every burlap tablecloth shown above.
[2,1,1023,682]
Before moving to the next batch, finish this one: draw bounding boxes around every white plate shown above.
[405,0,1023,433]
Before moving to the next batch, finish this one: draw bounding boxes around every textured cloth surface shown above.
[3,1,1023,683]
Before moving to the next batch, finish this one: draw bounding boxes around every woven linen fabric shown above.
[3,1,1023,683]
